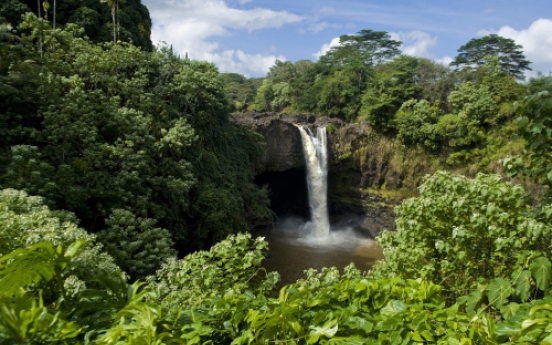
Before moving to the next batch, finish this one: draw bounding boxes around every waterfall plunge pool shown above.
[254,125,384,285]
[254,217,384,286]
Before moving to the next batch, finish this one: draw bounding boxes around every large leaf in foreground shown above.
[0,240,83,295]
[529,257,551,291]
[487,278,512,308]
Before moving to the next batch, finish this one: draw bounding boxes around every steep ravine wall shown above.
[233,112,432,237]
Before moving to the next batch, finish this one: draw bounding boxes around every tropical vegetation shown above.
[1,1,552,344]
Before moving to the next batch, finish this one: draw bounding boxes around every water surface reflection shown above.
[254,217,385,286]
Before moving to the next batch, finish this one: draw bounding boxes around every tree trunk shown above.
[53,0,56,30]
[116,0,120,43]
[37,0,43,58]
[111,2,116,45]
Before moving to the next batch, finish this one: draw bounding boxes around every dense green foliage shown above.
[98,209,176,280]
[226,30,552,181]
[450,34,531,80]
[0,0,152,50]
[0,189,121,288]
[221,73,263,112]
[1,203,552,344]
[505,91,552,199]
[373,172,552,301]
[2,6,552,343]
[0,15,271,261]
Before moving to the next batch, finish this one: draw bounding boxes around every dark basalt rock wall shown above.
[232,112,398,237]
[232,112,342,173]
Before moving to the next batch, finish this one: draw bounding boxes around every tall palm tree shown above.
[100,0,117,45]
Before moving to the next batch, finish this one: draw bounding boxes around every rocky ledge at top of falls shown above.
[232,112,399,238]
[232,112,346,173]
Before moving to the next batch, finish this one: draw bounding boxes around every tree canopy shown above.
[0,14,271,258]
[0,0,153,50]
[451,34,531,80]
[2,13,552,343]
[322,29,402,67]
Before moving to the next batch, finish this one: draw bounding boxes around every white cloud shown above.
[480,18,552,77]
[313,37,340,59]
[208,50,286,77]
[390,30,437,58]
[436,56,453,66]
[309,21,329,34]
[144,0,302,76]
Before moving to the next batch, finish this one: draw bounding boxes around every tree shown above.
[0,189,122,295]
[506,91,552,198]
[373,171,552,303]
[317,70,358,120]
[0,0,30,27]
[266,60,297,83]
[451,34,532,80]
[252,78,275,111]
[360,55,421,131]
[220,73,257,111]
[318,30,400,110]
[100,0,117,45]
[413,58,457,111]
[0,19,271,254]
[395,99,440,148]
[98,209,176,280]
[447,81,497,125]
[322,29,401,67]
[526,72,552,95]
[431,82,496,148]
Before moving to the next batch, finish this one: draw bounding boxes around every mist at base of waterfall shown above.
[256,217,384,285]
[274,217,371,249]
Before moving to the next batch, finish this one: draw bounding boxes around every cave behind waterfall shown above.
[254,168,310,220]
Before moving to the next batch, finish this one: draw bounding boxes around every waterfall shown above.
[297,125,330,237]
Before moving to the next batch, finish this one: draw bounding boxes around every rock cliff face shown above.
[232,113,309,173]
[233,112,400,237]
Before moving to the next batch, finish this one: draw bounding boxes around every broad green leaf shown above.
[513,270,532,301]
[500,302,520,319]
[518,327,547,343]
[487,278,512,308]
[309,319,338,339]
[0,293,81,343]
[459,290,482,312]
[381,300,407,318]
[326,336,366,345]
[0,241,67,295]
[411,332,424,342]
[421,330,435,341]
[529,304,552,315]
[494,322,521,336]
[521,318,547,330]
[517,116,529,129]
[541,334,552,345]
[529,257,551,290]
[64,240,86,259]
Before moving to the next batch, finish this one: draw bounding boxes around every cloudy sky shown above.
[141,0,552,78]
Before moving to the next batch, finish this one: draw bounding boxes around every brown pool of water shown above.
[253,218,385,286]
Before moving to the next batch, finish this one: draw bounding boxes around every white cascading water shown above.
[297,125,330,237]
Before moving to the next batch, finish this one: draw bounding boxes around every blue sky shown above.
[142,0,552,78]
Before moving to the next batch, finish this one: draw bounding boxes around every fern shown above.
[0,240,84,299]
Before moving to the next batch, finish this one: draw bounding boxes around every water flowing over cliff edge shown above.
[232,112,440,237]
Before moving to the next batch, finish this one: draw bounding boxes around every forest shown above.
[1,0,552,343]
